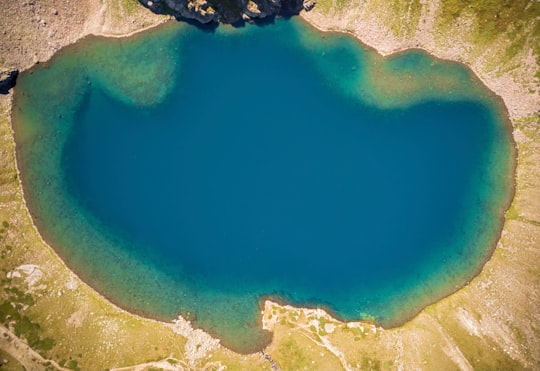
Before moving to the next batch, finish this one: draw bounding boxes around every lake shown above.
[12,18,515,353]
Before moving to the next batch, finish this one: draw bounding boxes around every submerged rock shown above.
[0,68,19,94]
[140,0,315,24]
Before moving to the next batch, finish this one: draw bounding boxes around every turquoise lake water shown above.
[13,18,515,353]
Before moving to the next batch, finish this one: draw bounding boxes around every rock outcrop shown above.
[0,69,19,94]
[140,0,315,24]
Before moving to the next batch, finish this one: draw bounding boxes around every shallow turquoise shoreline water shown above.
[12,18,515,353]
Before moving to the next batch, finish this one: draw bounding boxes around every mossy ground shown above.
[104,0,168,33]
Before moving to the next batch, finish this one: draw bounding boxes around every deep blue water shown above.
[13,19,514,353]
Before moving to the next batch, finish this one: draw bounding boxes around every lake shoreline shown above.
[11,16,517,354]
[299,11,539,120]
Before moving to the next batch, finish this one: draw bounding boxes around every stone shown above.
[303,0,316,11]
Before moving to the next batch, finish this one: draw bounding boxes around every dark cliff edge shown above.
[0,69,19,95]
[139,0,316,24]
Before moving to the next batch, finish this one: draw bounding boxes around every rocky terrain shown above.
[140,0,315,24]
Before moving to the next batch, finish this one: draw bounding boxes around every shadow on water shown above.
[176,16,219,32]
[227,16,277,29]
[175,13,289,30]
[136,0,303,30]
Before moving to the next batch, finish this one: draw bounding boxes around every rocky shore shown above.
[140,0,315,24]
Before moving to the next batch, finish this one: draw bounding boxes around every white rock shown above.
[324,323,336,334]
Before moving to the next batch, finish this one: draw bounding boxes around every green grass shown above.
[0,349,25,371]
[439,0,540,63]
[0,300,56,353]
[121,0,141,14]
[0,224,56,357]
[387,0,423,37]
[67,359,81,371]
[275,338,310,371]
[109,0,143,17]
[515,114,540,125]
[361,355,382,371]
